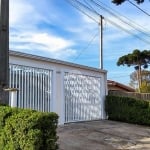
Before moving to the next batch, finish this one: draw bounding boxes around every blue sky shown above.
[10,0,150,86]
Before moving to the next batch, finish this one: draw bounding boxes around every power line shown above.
[82,0,150,44]
[90,0,150,38]
[73,31,99,61]
[104,16,150,44]
[95,0,150,36]
[66,0,100,62]
[66,0,150,44]
[65,0,98,23]
[128,0,150,17]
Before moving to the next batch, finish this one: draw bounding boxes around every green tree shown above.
[117,49,150,92]
[112,0,145,5]
[140,81,150,93]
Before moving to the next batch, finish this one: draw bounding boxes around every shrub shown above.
[0,106,59,150]
[0,106,19,130]
[105,95,150,126]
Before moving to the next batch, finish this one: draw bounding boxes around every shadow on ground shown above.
[57,120,150,150]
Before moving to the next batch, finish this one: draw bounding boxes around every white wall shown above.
[9,52,107,124]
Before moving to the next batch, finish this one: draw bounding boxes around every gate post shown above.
[101,72,107,119]
[10,89,18,107]
[4,88,18,107]
[52,69,65,125]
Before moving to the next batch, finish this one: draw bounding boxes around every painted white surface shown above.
[9,51,107,124]
[10,90,17,107]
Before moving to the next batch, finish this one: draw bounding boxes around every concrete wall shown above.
[9,51,107,124]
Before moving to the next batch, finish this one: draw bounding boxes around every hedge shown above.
[105,95,150,126]
[0,106,59,150]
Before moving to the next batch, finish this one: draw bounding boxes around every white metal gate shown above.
[64,72,102,123]
[9,64,52,112]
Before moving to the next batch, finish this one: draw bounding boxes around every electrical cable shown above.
[128,0,150,17]
[95,0,150,34]
[65,0,99,23]
[104,16,150,44]
[88,0,150,43]
[66,0,150,45]
[90,0,150,38]
[73,31,99,61]
[74,0,150,44]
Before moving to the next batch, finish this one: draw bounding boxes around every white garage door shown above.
[64,72,102,123]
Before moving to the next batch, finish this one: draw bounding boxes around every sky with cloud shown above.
[10,0,150,86]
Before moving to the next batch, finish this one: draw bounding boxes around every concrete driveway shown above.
[57,120,150,150]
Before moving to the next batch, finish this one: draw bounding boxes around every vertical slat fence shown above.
[9,64,52,112]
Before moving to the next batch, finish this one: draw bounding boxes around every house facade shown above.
[107,80,135,92]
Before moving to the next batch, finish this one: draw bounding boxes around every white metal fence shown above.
[9,64,52,112]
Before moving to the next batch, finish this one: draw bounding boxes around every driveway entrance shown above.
[64,73,102,123]
[57,120,150,150]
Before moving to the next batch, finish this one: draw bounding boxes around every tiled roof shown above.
[107,80,135,92]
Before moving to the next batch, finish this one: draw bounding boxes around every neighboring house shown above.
[107,80,135,92]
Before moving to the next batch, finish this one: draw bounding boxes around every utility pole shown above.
[99,15,103,70]
[0,0,9,104]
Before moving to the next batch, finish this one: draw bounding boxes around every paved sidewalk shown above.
[57,120,150,150]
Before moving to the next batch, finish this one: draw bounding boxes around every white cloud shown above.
[10,0,77,59]
[50,48,77,59]
[81,14,98,24]
[31,33,74,52]
[10,0,34,25]
[10,30,75,59]
[10,0,150,66]
[10,0,54,26]
[10,0,99,56]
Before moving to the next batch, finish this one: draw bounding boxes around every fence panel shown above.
[109,91,150,101]
[9,64,52,112]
